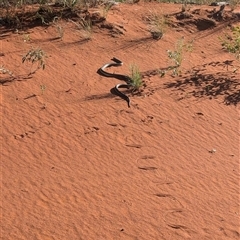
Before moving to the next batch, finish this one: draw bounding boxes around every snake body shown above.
[98,58,132,107]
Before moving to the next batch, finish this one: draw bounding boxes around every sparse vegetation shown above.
[220,26,240,72]
[69,16,93,40]
[221,26,240,60]
[79,16,92,39]
[159,38,193,76]
[146,10,168,40]
[129,64,143,91]
[22,47,47,75]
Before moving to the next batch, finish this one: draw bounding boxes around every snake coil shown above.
[98,58,132,107]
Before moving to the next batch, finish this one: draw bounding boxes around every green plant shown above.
[166,38,193,76]
[129,64,142,91]
[168,42,183,65]
[22,47,47,75]
[158,38,193,77]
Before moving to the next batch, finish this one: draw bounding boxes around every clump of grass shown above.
[146,10,168,40]
[79,16,92,39]
[22,47,47,75]
[129,64,142,91]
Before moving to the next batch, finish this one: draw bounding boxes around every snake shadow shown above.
[85,87,130,105]
[84,92,113,101]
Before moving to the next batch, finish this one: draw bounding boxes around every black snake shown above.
[97,58,132,107]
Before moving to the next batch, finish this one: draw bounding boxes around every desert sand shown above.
[1,1,240,239]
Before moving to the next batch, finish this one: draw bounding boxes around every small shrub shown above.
[22,47,47,75]
[161,38,193,76]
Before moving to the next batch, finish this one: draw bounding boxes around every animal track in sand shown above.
[137,155,156,168]
[163,208,195,238]
[83,126,100,134]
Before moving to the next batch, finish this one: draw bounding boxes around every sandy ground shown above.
[1,2,240,239]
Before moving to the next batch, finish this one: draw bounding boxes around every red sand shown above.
[1,2,240,239]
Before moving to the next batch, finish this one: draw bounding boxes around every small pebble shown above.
[209,149,216,153]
